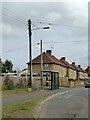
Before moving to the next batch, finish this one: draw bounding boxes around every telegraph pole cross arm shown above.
[28,19,32,89]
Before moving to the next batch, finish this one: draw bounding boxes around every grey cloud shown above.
[1,2,88,69]
[2,23,23,39]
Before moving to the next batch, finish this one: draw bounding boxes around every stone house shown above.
[27,50,88,88]
[27,50,68,86]
[85,66,90,78]
[71,62,87,80]
[59,57,77,80]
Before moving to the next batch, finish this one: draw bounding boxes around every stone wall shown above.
[59,77,85,88]
[1,76,28,86]
[0,75,85,89]
[59,77,69,87]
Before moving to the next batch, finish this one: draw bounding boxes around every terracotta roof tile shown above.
[79,67,86,73]
[60,59,76,70]
[85,66,90,74]
[71,64,81,72]
[27,52,67,67]
[51,55,67,67]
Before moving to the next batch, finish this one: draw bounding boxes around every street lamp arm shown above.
[32,26,50,31]
[42,27,50,29]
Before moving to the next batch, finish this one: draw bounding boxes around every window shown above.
[44,64,48,67]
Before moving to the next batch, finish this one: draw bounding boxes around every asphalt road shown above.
[2,87,71,106]
[38,87,88,118]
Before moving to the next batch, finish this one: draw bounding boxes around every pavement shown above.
[2,87,71,106]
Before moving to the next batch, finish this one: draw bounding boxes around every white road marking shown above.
[34,90,70,118]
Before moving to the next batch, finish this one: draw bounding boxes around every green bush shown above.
[79,78,84,81]
[74,78,79,81]
[65,74,69,77]
[3,75,14,90]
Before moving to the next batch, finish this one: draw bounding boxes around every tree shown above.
[2,60,13,73]
[3,75,14,90]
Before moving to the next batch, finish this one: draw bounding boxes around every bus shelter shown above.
[43,70,59,90]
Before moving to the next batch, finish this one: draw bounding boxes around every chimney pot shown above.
[46,50,52,55]
[78,65,81,68]
[61,57,65,61]
[72,62,75,65]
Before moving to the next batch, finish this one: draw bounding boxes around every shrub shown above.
[65,74,69,77]
[79,78,84,81]
[3,75,14,90]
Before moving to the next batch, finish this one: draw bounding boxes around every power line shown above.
[3,45,28,53]
[1,7,88,30]
[32,21,88,30]
[43,40,88,44]
[2,17,26,28]
[1,12,27,27]
[2,7,27,23]
[2,11,26,24]
[2,12,26,26]
[33,30,39,42]
[0,8,27,28]
[1,13,26,27]
[3,39,88,53]
[3,8,89,29]
[32,24,40,43]
[32,23,39,29]
[0,8,89,29]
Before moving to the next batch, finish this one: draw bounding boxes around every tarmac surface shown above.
[38,87,88,118]
[2,87,71,106]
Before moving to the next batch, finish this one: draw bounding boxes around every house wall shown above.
[31,64,53,74]
[29,64,86,87]
[32,64,41,74]
[30,64,80,80]
[84,73,88,79]
[79,72,85,79]
[68,69,77,80]
[32,64,67,76]
[31,64,68,86]
[68,80,75,88]
[43,64,53,71]
[57,65,67,77]
[59,77,69,87]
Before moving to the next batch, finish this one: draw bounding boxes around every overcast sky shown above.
[0,1,89,71]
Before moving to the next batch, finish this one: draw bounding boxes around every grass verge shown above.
[2,87,37,97]
[2,96,46,118]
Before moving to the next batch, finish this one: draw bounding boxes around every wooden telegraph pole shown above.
[28,19,32,90]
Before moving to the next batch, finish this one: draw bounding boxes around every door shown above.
[51,72,59,90]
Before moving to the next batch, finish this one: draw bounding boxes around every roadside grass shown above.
[2,96,46,118]
[2,86,37,97]
[0,107,2,120]
[0,85,2,92]
[0,85,2,98]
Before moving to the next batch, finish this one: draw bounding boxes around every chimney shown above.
[61,57,66,61]
[88,66,90,68]
[78,65,81,68]
[46,50,52,55]
[72,62,75,65]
